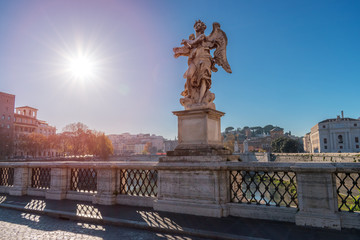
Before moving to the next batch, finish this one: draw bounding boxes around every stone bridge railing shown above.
[0,160,359,230]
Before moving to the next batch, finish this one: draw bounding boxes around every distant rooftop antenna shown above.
[341,110,344,119]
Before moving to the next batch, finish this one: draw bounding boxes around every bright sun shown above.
[67,56,96,80]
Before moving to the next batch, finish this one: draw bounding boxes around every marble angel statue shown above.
[173,20,232,110]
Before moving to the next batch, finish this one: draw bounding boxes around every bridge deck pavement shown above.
[0,194,359,240]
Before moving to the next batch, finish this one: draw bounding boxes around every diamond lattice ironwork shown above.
[70,168,97,193]
[31,168,51,189]
[119,169,157,197]
[336,172,360,213]
[0,167,14,186]
[230,170,298,208]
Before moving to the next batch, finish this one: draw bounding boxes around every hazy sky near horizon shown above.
[1,0,359,139]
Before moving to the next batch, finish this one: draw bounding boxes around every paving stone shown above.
[0,208,202,240]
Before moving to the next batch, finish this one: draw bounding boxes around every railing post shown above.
[9,167,28,196]
[93,168,116,205]
[293,163,340,230]
[46,168,67,200]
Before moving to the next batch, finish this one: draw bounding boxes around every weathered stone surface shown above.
[92,169,116,205]
[9,167,28,196]
[154,160,229,217]
[46,168,67,200]
[171,108,227,156]
[294,166,341,230]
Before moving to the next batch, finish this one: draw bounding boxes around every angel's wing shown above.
[208,22,232,73]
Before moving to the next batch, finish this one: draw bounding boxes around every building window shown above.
[355,124,358,127]
[356,145,359,149]
[7,116,10,121]
[340,146,343,149]
[338,135,343,143]
[356,137,359,143]
[324,138,327,144]
[7,125,10,129]
[1,115,4,120]
[324,146,327,149]
[322,125,326,128]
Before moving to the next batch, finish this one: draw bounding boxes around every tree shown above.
[271,137,302,153]
[0,130,13,159]
[62,122,90,156]
[223,133,235,152]
[263,125,275,134]
[18,133,47,157]
[93,133,114,160]
[225,126,234,133]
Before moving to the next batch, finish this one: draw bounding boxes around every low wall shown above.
[236,152,270,162]
[273,153,360,163]
[0,158,359,230]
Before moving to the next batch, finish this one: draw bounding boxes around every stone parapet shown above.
[0,160,359,230]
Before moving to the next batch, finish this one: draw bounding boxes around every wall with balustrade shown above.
[0,160,359,230]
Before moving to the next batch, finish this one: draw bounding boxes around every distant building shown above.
[0,92,15,136]
[270,127,284,139]
[305,113,360,153]
[108,133,165,155]
[13,106,56,157]
[0,92,15,157]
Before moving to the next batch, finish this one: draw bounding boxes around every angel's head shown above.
[193,20,206,34]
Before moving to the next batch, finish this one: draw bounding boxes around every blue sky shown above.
[1,0,359,139]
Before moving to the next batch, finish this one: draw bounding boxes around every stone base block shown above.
[93,194,116,205]
[66,191,94,202]
[154,199,228,218]
[228,203,297,223]
[295,211,341,230]
[173,108,224,147]
[9,187,27,196]
[46,190,66,200]
[116,195,155,207]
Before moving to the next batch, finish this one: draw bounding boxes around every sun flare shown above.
[67,56,96,80]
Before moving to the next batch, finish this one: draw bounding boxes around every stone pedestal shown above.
[154,108,232,217]
[294,164,341,230]
[169,108,230,156]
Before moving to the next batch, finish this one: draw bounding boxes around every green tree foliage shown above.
[263,125,275,134]
[225,126,234,133]
[271,137,302,153]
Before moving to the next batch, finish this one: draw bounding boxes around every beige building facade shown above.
[306,114,360,153]
[13,106,56,157]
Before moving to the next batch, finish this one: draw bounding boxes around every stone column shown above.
[9,167,28,196]
[93,168,116,205]
[293,164,340,230]
[46,168,67,200]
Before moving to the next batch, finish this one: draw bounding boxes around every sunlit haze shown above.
[1,0,359,139]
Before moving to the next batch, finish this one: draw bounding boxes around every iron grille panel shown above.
[230,170,298,208]
[336,172,360,213]
[71,168,97,193]
[0,167,14,186]
[119,169,157,197]
[31,168,51,189]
